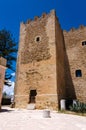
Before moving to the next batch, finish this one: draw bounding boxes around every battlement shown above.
[21,10,56,25]
[63,24,86,34]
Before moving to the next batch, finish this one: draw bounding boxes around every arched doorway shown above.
[29,90,37,103]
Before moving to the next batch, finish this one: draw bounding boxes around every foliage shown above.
[0,29,17,71]
[0,29,17,85]
[70,101,86,113]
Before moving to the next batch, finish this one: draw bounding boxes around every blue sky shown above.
[0,0,86,43]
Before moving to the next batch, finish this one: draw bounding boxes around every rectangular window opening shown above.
[82,41,86,46]
[75,70,82,77]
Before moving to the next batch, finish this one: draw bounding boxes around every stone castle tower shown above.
[14,10,66,110]
[15,10,86,110]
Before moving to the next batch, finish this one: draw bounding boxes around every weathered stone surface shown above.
[63,27,86,103]
[15,10,86,110]
[0,57,6,109]
[15,10,65,110]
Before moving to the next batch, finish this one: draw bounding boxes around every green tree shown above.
[0,29,17,84]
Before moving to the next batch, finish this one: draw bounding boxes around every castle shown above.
[14,10,86,110]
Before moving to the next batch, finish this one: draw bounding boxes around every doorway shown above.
[29,90,37,103]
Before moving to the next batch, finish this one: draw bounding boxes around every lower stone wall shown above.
[0,58,6,109]
[14,95,29,108]
[36,94,58,110]
[15,94,58,110]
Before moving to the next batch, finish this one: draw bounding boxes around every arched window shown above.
[35,36,41,43]
[36,37,40,42]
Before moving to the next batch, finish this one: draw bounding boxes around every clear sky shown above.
[0,0,86,43]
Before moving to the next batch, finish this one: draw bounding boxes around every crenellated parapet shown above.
[63,24,86,35]
[21,10,56,26]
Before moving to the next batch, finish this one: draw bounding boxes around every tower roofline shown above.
[63,24,86,34]
[21,9,56,25]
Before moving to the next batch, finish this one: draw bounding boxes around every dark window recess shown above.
[36,37,40,42]
[75,70,82,77]
[82,41,86,46]
[29,90,37,103]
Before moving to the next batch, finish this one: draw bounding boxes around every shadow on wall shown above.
[64,39,76,109]
[55,28,76,109]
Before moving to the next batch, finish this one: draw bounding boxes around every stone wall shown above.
[0,57,6,109]
[15,10,65,110]
[21,16,51,63]
[15,10,86,110]
[63,26,86,103]
[55,17,66,107]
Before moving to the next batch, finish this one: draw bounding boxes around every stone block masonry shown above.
[63,26,86,103]
[15,10,86,110]
[0,57,6,109]
[15,10,66,110]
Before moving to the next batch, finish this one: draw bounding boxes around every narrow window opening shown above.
[82,41,86,46]
[35,36,41,43]
[36,37,40,42]
[75,70,82,77]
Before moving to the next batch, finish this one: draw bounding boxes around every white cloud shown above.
[11,73,15,76]
[3,81,15,96]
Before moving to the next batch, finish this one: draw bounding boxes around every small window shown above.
[75,70,82,77]
[82,41,86,46]
[36,37,40,42]
[35,36,41,43]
